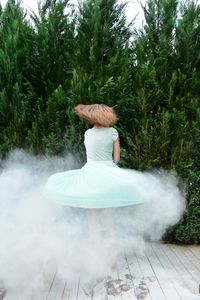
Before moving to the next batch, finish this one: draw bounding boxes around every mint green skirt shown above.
[43,161,178,208]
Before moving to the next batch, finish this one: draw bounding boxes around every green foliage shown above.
[71,0,132,101]
[0,0,200,244]
[164,170,200,244]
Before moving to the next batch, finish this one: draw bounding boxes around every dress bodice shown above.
[84,127,118,162]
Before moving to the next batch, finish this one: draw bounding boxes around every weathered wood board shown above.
[3,243,200,300]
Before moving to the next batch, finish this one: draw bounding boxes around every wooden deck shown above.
[4,242,200,300]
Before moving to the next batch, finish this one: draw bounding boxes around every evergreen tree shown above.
[164,1,200,244]
[0,0,34,152]
[70,0,131,105]
[26,0,76,153]
[30,0,75,98]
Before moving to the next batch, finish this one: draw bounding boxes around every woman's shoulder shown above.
[84,128,91,136]
[109,127,119,141]
[109,126,118,132]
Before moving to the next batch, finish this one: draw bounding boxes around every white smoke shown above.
[0,149,186,295]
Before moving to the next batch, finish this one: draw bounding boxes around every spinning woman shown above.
[44,103,155,208]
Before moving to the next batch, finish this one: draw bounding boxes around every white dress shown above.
[43,127,183,208]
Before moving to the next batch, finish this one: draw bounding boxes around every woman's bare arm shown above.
[113,138,120,163]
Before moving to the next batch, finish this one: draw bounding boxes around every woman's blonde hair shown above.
[74,104,118,126]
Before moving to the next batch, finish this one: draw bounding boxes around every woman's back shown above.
[84,127,118,162]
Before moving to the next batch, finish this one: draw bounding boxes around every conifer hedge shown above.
[0,0,199,244]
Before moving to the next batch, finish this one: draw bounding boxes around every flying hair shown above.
[74,104,118,126]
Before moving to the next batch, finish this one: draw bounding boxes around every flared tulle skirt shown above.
[43,160,182,208]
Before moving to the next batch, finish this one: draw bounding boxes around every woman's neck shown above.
[93,124,108,128]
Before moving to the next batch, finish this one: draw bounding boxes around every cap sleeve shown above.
[84,129,90,140]
[111,128,119,142]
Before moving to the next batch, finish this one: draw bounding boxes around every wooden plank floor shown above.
[4,243,200,300]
